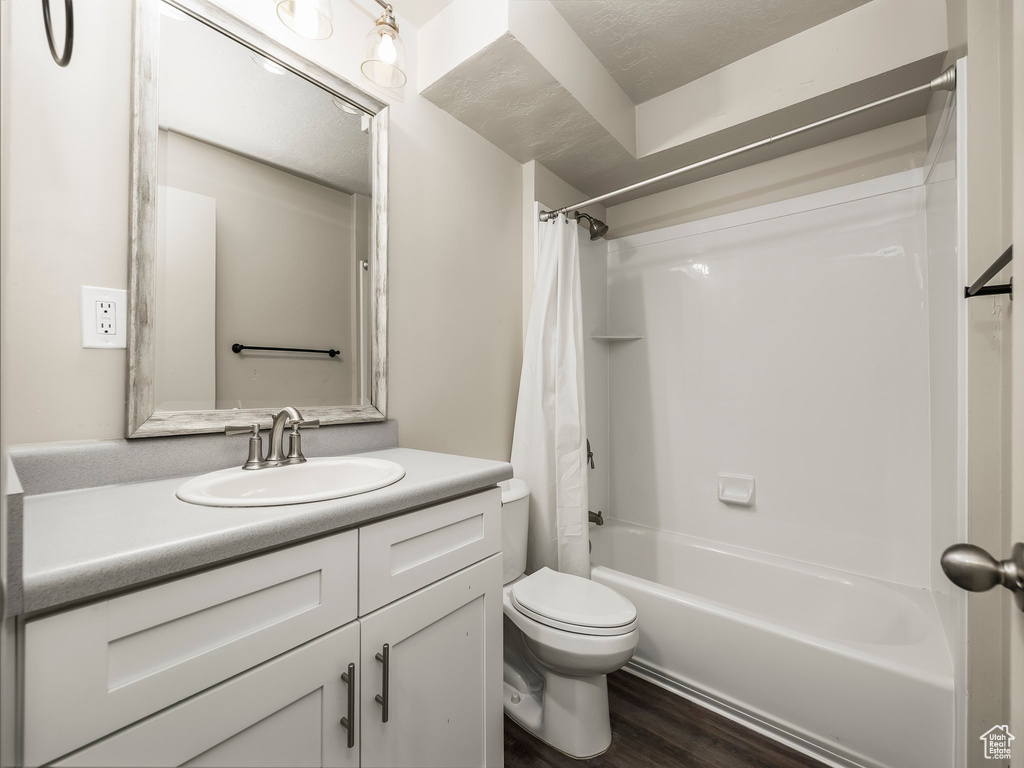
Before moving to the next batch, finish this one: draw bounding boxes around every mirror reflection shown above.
[154,4,372,412]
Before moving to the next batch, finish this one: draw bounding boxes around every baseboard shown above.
[622,661,873,768]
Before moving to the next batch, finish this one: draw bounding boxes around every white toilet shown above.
[499,479,639,759]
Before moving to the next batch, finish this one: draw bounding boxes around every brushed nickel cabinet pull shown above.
[340,663,356,748]
[375,643,390,723]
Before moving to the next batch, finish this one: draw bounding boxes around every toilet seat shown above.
[509,568,637,637]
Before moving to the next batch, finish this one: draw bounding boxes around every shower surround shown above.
[583,92,965,767]
[607,175,933,586]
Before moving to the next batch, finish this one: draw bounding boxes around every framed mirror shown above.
[127,0,389,437]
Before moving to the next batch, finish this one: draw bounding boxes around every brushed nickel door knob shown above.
[941,542,1024,611]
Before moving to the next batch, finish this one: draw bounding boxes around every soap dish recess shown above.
[718,473,755,507]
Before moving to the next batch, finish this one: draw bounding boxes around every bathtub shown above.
[590,520,954,768]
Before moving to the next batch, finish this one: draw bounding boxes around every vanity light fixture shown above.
[361,0,406,88]
[275,0,334,40]
[251,52,288,75]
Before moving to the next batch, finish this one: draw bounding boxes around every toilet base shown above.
[504,667,612,759]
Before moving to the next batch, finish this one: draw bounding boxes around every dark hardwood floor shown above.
[504,671,827,768]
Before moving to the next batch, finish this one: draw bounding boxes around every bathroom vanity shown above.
[7,431,510,768]
[0,1,515,764]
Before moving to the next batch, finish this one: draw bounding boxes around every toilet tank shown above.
[499,479,530,585]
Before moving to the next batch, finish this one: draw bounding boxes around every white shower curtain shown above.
[511,205,589,578]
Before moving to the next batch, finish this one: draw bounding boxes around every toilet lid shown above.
[510,568,637,632]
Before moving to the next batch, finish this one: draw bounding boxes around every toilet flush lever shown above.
[941,542,1024,611]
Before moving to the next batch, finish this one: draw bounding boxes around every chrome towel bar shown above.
[231,343,341,358]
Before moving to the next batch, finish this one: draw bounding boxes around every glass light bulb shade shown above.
[276,0,333,40]
[251,53,288,75]
[361,22,407,88]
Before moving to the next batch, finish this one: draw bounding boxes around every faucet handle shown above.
[225,424,261,437]
[285,419,319,463]
[224,424,268,470]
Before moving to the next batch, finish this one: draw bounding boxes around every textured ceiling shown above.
[422,34,636,175]
[159,9,371,195]
[423,31,944,205]
[549,0,873,103]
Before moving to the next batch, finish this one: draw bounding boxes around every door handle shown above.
[375,643,390,723]
[340,663,355,748]
[940,542,1024,611]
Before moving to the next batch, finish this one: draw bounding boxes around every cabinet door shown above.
[53,623,361,768]
[359,554,503,768]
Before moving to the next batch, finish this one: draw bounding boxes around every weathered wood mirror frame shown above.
[127,0,389,437]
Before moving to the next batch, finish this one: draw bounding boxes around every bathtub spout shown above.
[589,510,604,526]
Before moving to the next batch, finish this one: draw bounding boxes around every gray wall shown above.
[161,130,362,409]
[0,0,523,461]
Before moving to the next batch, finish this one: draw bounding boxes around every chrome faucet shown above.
[225,407,319,470]
[267,406,320,465]
[267,406,301,464]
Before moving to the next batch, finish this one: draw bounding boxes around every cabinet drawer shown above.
[358,488,500,614]
[24,530,357,767]
[53,622,360,768]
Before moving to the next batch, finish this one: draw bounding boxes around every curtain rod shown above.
[539,66,957,221]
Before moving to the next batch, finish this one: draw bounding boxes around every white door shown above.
[154,185,217,412]
[1011,3,1024,763]
[53,623,361,768]
[359,555,503,768]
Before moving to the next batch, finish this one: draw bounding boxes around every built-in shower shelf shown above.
[591,335,644,341]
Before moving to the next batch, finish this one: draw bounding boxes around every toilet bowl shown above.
[498,479,639,759]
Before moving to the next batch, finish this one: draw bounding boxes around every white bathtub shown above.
[590,520,954,768]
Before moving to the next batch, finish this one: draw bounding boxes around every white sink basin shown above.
[176,456,406,507]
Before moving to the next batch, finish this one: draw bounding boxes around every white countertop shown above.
[20,447,512,615]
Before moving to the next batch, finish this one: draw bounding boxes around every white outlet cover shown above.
[81,286,127,349]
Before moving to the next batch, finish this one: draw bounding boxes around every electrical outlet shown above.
[96,301,116,335]
[81,286,127,349]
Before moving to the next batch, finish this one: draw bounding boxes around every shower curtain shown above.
[511,205,589,578]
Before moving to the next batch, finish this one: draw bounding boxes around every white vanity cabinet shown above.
[52,622,362,768]
[21,488,503,768]
[359,556,503,768]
